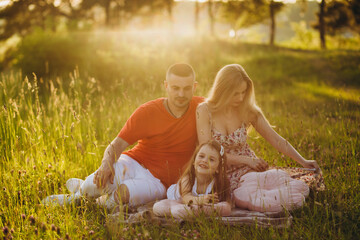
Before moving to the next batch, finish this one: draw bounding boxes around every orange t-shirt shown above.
[118,96,204,188]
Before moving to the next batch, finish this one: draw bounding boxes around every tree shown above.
[312,0,360,49]
[208,0,215,36]
[323,1,354,35]
[269,0,284,46]
[0,0,70,40]
[219,0,283,45]
[319,0,326,49]
[78,0,172,28]
[349,0,360,33]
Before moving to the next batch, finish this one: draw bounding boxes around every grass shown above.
[1,37,360,239]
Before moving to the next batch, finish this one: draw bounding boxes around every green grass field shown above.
[1,38,359,239]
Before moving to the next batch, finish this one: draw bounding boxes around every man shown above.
[65,63,203,208]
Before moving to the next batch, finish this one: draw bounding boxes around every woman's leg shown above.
[233,169,309,212]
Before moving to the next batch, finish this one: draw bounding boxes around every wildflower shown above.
[3,226,9,235]
[51,224,56,231]
[29,215,36,225]
[21,214,26,220]
[3,187,6,191]
[89,230,94,235]
[34,227,38,235]
[56,227,61,235]
[40,222,47,231]
[65,233,71,240]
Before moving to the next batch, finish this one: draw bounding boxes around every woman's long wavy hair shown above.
[207,64,264,124]
[178,140,231,202]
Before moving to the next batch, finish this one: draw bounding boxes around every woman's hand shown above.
[93,159,115,188]
[301,159,320,172]
[248,157,268,172]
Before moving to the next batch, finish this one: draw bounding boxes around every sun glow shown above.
[0,0,10,8]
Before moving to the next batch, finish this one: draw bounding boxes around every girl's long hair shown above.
[207,64,264,124]
[178,140,231,202]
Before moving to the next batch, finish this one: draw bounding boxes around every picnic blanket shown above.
[106,167,325,231]
[106,204,292,236]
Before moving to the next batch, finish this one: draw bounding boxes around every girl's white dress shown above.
[167,178,215,200]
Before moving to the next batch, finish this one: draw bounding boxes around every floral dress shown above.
[212,125,256,192]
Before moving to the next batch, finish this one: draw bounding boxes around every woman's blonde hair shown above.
[178,140,230,202]
[207,64,263,123]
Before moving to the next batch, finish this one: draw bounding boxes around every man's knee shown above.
[114,184,130,204]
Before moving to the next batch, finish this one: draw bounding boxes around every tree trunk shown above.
[166,0,173,30]
[208,0,214,36]
[195,1,200,33]
[319,0,326,49]
[104,0,111,27]
[269,0,276,46]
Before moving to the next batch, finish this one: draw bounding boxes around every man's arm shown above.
[93,137,129,188]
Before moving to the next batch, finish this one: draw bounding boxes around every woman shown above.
[196,64,319,212]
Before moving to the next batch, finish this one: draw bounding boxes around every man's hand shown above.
[93,137,129,189]
[93,160,115,188]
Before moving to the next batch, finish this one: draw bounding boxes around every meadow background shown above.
[1,0,360,239]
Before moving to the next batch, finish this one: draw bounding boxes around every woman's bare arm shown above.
[196,103,213,145]
[252,114,319,170]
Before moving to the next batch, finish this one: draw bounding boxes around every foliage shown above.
[219,0,284,28]
[0,0,174,41]
[312,0,360,45]
[1,39,360,239]
[0,0,69,40]
[78,0,170,27]
[13,28,88,85]
[283,21,318,49]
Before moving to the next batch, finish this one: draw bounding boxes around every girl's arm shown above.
[182,193,219,205]
[251,113,320,170]
[196,103,267,171]
[179,175,219,205]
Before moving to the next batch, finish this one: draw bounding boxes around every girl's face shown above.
[229,81,247,107]
[194,145,220,176]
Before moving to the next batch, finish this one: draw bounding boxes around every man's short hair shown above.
[166,63,195,81]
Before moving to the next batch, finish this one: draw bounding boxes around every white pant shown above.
[80,154,166,207]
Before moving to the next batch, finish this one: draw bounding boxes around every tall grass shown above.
[1,38,359,239]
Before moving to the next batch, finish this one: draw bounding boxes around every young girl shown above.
[153,140,232,219]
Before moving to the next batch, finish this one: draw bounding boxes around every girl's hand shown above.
[302,160,320,172]
[248,157,268,172]
[202,193,219,204]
